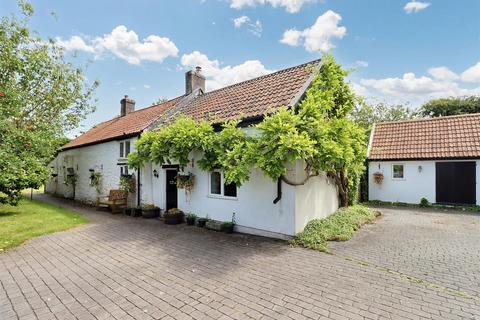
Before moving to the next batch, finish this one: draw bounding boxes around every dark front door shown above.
[436,162,476,205]
[166,169,178,210]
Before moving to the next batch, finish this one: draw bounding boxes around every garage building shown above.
[368,113,480,206]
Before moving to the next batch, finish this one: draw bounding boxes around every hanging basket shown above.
[176,173,195,191]
[373,172,384,185]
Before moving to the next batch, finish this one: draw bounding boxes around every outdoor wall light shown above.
[153,169,159,178]
[418,165,423,172]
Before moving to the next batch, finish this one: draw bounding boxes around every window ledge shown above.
[207,194,238,201]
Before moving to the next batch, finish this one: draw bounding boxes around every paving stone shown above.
[0,194,479,320]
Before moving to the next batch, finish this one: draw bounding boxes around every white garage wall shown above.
[45,138,138,205]
[369,160,480,205]
[368,161,436,204]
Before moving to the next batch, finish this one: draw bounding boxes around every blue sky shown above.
[3,0,480,136]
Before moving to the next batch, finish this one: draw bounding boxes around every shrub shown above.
[419,197,430,207]
[291,205,380,252]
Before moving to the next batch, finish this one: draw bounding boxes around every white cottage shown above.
[46,60,340,239]
[368,113,480,206]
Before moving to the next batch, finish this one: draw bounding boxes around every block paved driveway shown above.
[1,195,479,320]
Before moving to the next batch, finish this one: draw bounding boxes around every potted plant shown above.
[222,212,236,234]
[142,204,160,219]
[197,215,209,228]
[164,208,184,225]
[120,174,136,214]
[89,171,102,194]
[206,219,223,231]
[176,173,195,191]
[185,213,197,225]
[132,207,143,217]
[372,172,384,185]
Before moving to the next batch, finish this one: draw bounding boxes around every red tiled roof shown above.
[181,59,320,122]
[368,113,480,160]
[63,96,182,150]
[63,59,320,150]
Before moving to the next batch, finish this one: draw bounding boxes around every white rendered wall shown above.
[369,160,480,205]
[45,138,138,205]
[176,151,296,238]
[368,161,436,204]
[293,163,339,234]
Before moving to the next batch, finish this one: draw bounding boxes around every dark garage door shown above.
[436,162,476,205]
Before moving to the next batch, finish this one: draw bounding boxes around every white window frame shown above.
[391,163,405,180]
[208,170,238,200]
[119,140,131,159]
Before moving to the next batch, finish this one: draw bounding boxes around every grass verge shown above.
[0,198,87,252]
[291,205,381,252]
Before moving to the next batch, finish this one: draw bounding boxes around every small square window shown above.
[210,172,221,195]
[224,181,237,197]
[392,164,404,179]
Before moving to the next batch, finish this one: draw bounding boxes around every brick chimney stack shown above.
[185,66,205,95]
[120,95,135,116]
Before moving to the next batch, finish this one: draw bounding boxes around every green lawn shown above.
[291,205,381,252]
[0,199,87,252]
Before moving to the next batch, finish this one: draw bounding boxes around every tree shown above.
[130,54,366,207]
[418,96,480,117]
[152,97,168,105]
[350,101,416,137]
[0,1,98,205]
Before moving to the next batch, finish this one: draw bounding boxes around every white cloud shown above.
[461,62,480,83]
[56,35,95,53]
[350,82,370,97]
[229,0,314,13]
[233,16,250,28]
[181,51,274,91]
[280,29,302,46]
[360,71,480,104]
[233,16,263,37]
[428,66,459,81]
[280,10,346,52]
[355,60,369,68]
[404,1,431,14]
[143,84,151,89]
[56,25,178,65]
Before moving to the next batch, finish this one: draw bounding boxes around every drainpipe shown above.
[273,178,282,204]
[137,167,141,207]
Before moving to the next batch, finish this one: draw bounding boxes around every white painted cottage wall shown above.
[293,169,339,234]
[177,151,296,238]
[45,138,138,205]
[368,160,480,205]
[142,153,339,238]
